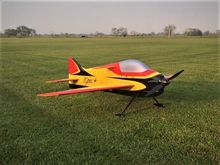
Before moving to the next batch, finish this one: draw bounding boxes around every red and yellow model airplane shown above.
[38,57,184,116]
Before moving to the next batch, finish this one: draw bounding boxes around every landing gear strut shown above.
[153,97,165,108]
[115,96,136,116]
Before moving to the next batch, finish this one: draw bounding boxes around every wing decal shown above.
[46,78,78,83]
[37,84,133,97]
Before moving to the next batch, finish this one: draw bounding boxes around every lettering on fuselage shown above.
[83,77,96,85]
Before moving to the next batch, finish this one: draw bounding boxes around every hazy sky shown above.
[1,0,219,34]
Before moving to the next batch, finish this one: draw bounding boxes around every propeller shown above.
[145,69,184,97]
[165,69,184,81]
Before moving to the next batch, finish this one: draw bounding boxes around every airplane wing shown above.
[37,84,133,97]
[46,78,78,83]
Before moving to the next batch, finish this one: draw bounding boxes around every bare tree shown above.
[164,24,176,38]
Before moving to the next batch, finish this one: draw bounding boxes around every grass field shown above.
[1,37,220,164]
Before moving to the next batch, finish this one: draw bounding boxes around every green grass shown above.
[1,37,220,164]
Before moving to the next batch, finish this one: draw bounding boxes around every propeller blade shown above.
[166,69,184,81]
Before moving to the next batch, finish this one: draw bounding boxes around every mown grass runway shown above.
[1,37,219,164]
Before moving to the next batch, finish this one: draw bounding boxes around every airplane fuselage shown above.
[68,67,169,97]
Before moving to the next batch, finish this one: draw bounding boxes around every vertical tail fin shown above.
[68,58,91,76]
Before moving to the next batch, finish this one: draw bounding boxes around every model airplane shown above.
[38,57,184,116]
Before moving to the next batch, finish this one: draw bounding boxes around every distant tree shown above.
[149,32,155,36]
[130,30,139,36]
[4,29,18,36]
[215,30,220,36]
[94,31,104,36]
[111,28,118,36]
[118,27,127,37]
[156,32,165,36]
[164,24,176,38]
[16,26,36,37]
[184,28,202,36]
[30,29,36,36]
[64,33,69,37]
[111,27,128,37]
[4,25,36,37]
[50,32,55,37]
[203,30,210,36]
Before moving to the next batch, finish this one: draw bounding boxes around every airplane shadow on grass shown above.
[7,79,217,117]
[96,80,219,115]
[163,80,219,102]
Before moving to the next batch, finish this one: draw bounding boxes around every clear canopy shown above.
[119,59,149,72]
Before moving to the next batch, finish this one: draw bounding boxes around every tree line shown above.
[3,26,36,37]
[1,25,219,38]
[111,25,218,37]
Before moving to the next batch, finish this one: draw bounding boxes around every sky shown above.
[1,0,219,34]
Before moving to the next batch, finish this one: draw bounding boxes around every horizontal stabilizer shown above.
[37,84,133,97]
[46,78,78,83]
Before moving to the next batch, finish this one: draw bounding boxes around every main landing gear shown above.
[153,97,165,108]
[115,96,164,117]
[115,96,136,117]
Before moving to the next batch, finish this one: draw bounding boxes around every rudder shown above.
[68,58,91,76]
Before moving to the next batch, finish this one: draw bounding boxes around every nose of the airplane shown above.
[159,78,170,85]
